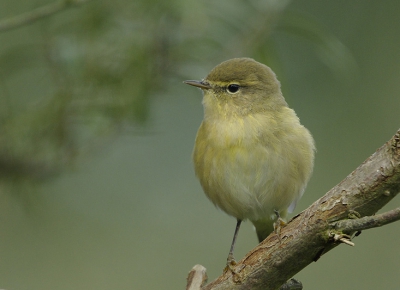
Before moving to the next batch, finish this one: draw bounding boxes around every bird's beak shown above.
[183,80,212,90]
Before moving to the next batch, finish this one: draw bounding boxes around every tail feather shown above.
[253,210,288,242]
[253,219,274,243]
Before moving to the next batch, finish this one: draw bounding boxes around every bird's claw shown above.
[273,210,287,241]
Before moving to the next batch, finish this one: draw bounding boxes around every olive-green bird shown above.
[184,58,315,265]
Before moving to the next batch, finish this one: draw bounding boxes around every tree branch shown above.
[0,0,92,33]
[333,207,400,233]
[190,128,400,290]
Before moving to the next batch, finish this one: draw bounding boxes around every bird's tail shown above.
[253,209,288,243]
[252,219,275,243]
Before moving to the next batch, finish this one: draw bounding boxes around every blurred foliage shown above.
[277,11,358,82]
[1,1,400,290]
[0,0,351,181]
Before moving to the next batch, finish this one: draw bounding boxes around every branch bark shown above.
[0,0,92,33]
[188,128,400,290]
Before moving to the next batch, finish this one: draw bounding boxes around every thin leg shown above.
[227,219,242,266]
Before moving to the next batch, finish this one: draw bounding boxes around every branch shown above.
[190,128,400,290]
[186,265,208,290]
[333,207,400,233]
[0,0,92,33]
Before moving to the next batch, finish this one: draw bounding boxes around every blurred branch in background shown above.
[0,0,93,32]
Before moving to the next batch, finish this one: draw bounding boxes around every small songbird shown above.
[184,58,315,266]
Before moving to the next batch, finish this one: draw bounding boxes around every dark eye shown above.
[226,84,240,94]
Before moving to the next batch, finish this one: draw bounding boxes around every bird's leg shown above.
[225,219,242,271]
[273,210,286,237]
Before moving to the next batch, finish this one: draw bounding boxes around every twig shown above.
[0,0,92,32]
[333,207,400,233]
[186,265,207,290]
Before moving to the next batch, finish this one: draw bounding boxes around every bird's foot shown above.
[348,210,361,219]
[223,253,238,274]
[273,210,287,242]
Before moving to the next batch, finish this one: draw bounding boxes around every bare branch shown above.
[192,128,400,290]
[0,0,92,33]
[333,207,400,233]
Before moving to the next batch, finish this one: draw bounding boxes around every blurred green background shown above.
[0,0,399,289]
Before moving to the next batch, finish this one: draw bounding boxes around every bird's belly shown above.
[195,144,301,221]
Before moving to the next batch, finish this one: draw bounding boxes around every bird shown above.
[184,57,315,266]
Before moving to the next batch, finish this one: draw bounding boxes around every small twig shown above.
[333,208,400,233]
[186,264,208,290]
[329,232,355,246]
[0,0,92,33]
[339,238,355,246]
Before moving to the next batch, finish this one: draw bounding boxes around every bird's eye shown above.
[226,84,240,94]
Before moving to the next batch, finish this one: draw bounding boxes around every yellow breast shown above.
[193,108,314,222]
